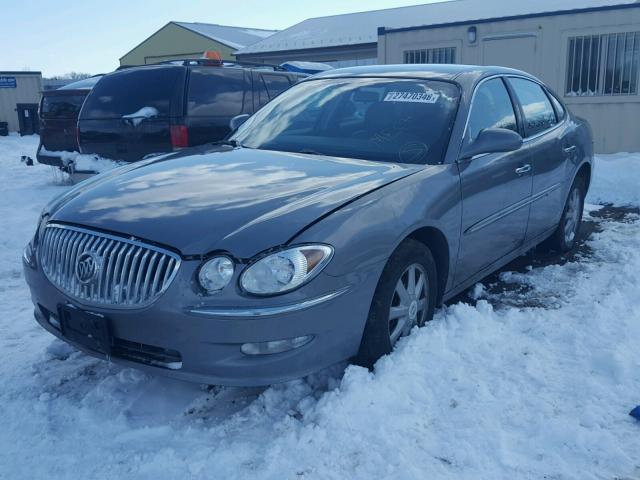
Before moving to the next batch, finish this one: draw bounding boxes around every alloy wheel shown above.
[564,187,581,244]
[388,263,428,345]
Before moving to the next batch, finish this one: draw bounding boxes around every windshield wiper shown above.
[212,139,240,147]
[298,149,327,156]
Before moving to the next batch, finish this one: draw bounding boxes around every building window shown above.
[404,47,456,64]
[566,32,640,96]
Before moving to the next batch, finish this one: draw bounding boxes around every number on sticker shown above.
[383,91,439,103]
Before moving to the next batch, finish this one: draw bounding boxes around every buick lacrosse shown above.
[23,65,592,385]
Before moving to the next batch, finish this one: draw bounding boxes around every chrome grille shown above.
[39,224,181,308]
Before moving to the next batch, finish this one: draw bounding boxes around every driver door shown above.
[454,77,533,286]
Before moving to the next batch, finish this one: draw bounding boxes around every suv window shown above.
[467,78,518,142]
[41,95,86,119]
[81,67,181,119]
[256,75,270,107]
[187,69,245,116]
[509,78,558,136]
[261,74,291,99]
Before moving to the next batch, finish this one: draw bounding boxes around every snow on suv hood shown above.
[49,146,420,256]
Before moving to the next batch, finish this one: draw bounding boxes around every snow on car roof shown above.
[174,22,277,50]
[236,0,639,54]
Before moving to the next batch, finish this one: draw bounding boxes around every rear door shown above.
[454,77,533,285]
[185,67,249,145]
[506,77,567,242]
[39,91,87,151]
[78,66,184,161]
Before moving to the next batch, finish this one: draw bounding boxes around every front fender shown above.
[293,163,462,293]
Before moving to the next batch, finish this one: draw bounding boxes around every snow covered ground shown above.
[1,134,639,479]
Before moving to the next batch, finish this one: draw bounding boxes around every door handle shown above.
[563,145,577,154]
[515,164,531,175]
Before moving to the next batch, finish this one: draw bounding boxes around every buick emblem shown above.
[75,252,99,284]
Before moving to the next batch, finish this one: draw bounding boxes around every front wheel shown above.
[354,239,437,369]
[542,177,586,252]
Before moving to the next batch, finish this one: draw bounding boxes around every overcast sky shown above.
[4,0,438,77]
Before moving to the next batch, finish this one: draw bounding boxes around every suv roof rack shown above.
[116,59,308,75]
[155,58,288,71]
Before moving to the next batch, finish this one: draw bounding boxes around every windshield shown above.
[231,78,460,164]
[41,94,86,119]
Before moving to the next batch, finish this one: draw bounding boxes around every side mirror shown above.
[460,128,523,159]
[229,114,250,132]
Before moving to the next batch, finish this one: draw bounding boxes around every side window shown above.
[508,78,558,136]
[262,74,291,99]
[467,78,518,143]
[187,69,245,117]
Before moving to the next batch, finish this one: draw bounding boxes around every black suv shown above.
[78,61,304,162]
[37,75,103,168]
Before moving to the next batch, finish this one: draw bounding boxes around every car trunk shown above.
[39,90,88,152]
[78,66,185,162]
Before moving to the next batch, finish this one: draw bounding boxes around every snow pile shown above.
[122,106,159,127]
[588,152,640,206]
[40,146,124,174]
[0,134,638,479]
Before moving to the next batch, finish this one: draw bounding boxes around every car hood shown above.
[49,147,420,256]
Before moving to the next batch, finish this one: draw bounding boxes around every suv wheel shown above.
[354,239,437,369]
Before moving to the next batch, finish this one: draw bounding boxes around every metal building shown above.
[378,0,640,153]
[120,22,277,67]
[234,5,430,67]
[0,71,43,135]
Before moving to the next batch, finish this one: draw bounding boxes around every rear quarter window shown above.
[508,78,558,137]
[41,95,86,119]
[81,67,181,119]
[187,69,245,117]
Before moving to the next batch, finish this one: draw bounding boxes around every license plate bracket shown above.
[58,305,112,355]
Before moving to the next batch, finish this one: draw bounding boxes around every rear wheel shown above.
[542,177,586,252]
[354,239,437,369]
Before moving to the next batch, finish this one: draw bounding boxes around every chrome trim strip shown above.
[465,183,562,234]
[188,287,350,318]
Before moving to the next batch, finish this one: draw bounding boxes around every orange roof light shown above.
[202,51,222,61]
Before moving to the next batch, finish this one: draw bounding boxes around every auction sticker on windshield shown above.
[383,91,439,103]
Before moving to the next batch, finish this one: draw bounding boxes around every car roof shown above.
[308,64,539,85]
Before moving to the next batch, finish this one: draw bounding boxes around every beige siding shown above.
[0,73,43,132]
[379,7,640,153]
[120,23,236,66]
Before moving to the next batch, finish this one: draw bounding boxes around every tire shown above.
[541,176,586,253]
[354,239,438,369]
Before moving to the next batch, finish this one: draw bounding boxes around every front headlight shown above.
[240,245,333,296]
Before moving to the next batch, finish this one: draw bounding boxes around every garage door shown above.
[482,35,538,76]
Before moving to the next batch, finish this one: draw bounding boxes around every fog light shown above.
[240,335,313,355]
[198,256,234,293]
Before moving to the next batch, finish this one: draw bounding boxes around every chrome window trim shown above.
[459,74,568,159]
[187,287,350,318]
[39,223,182,309]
